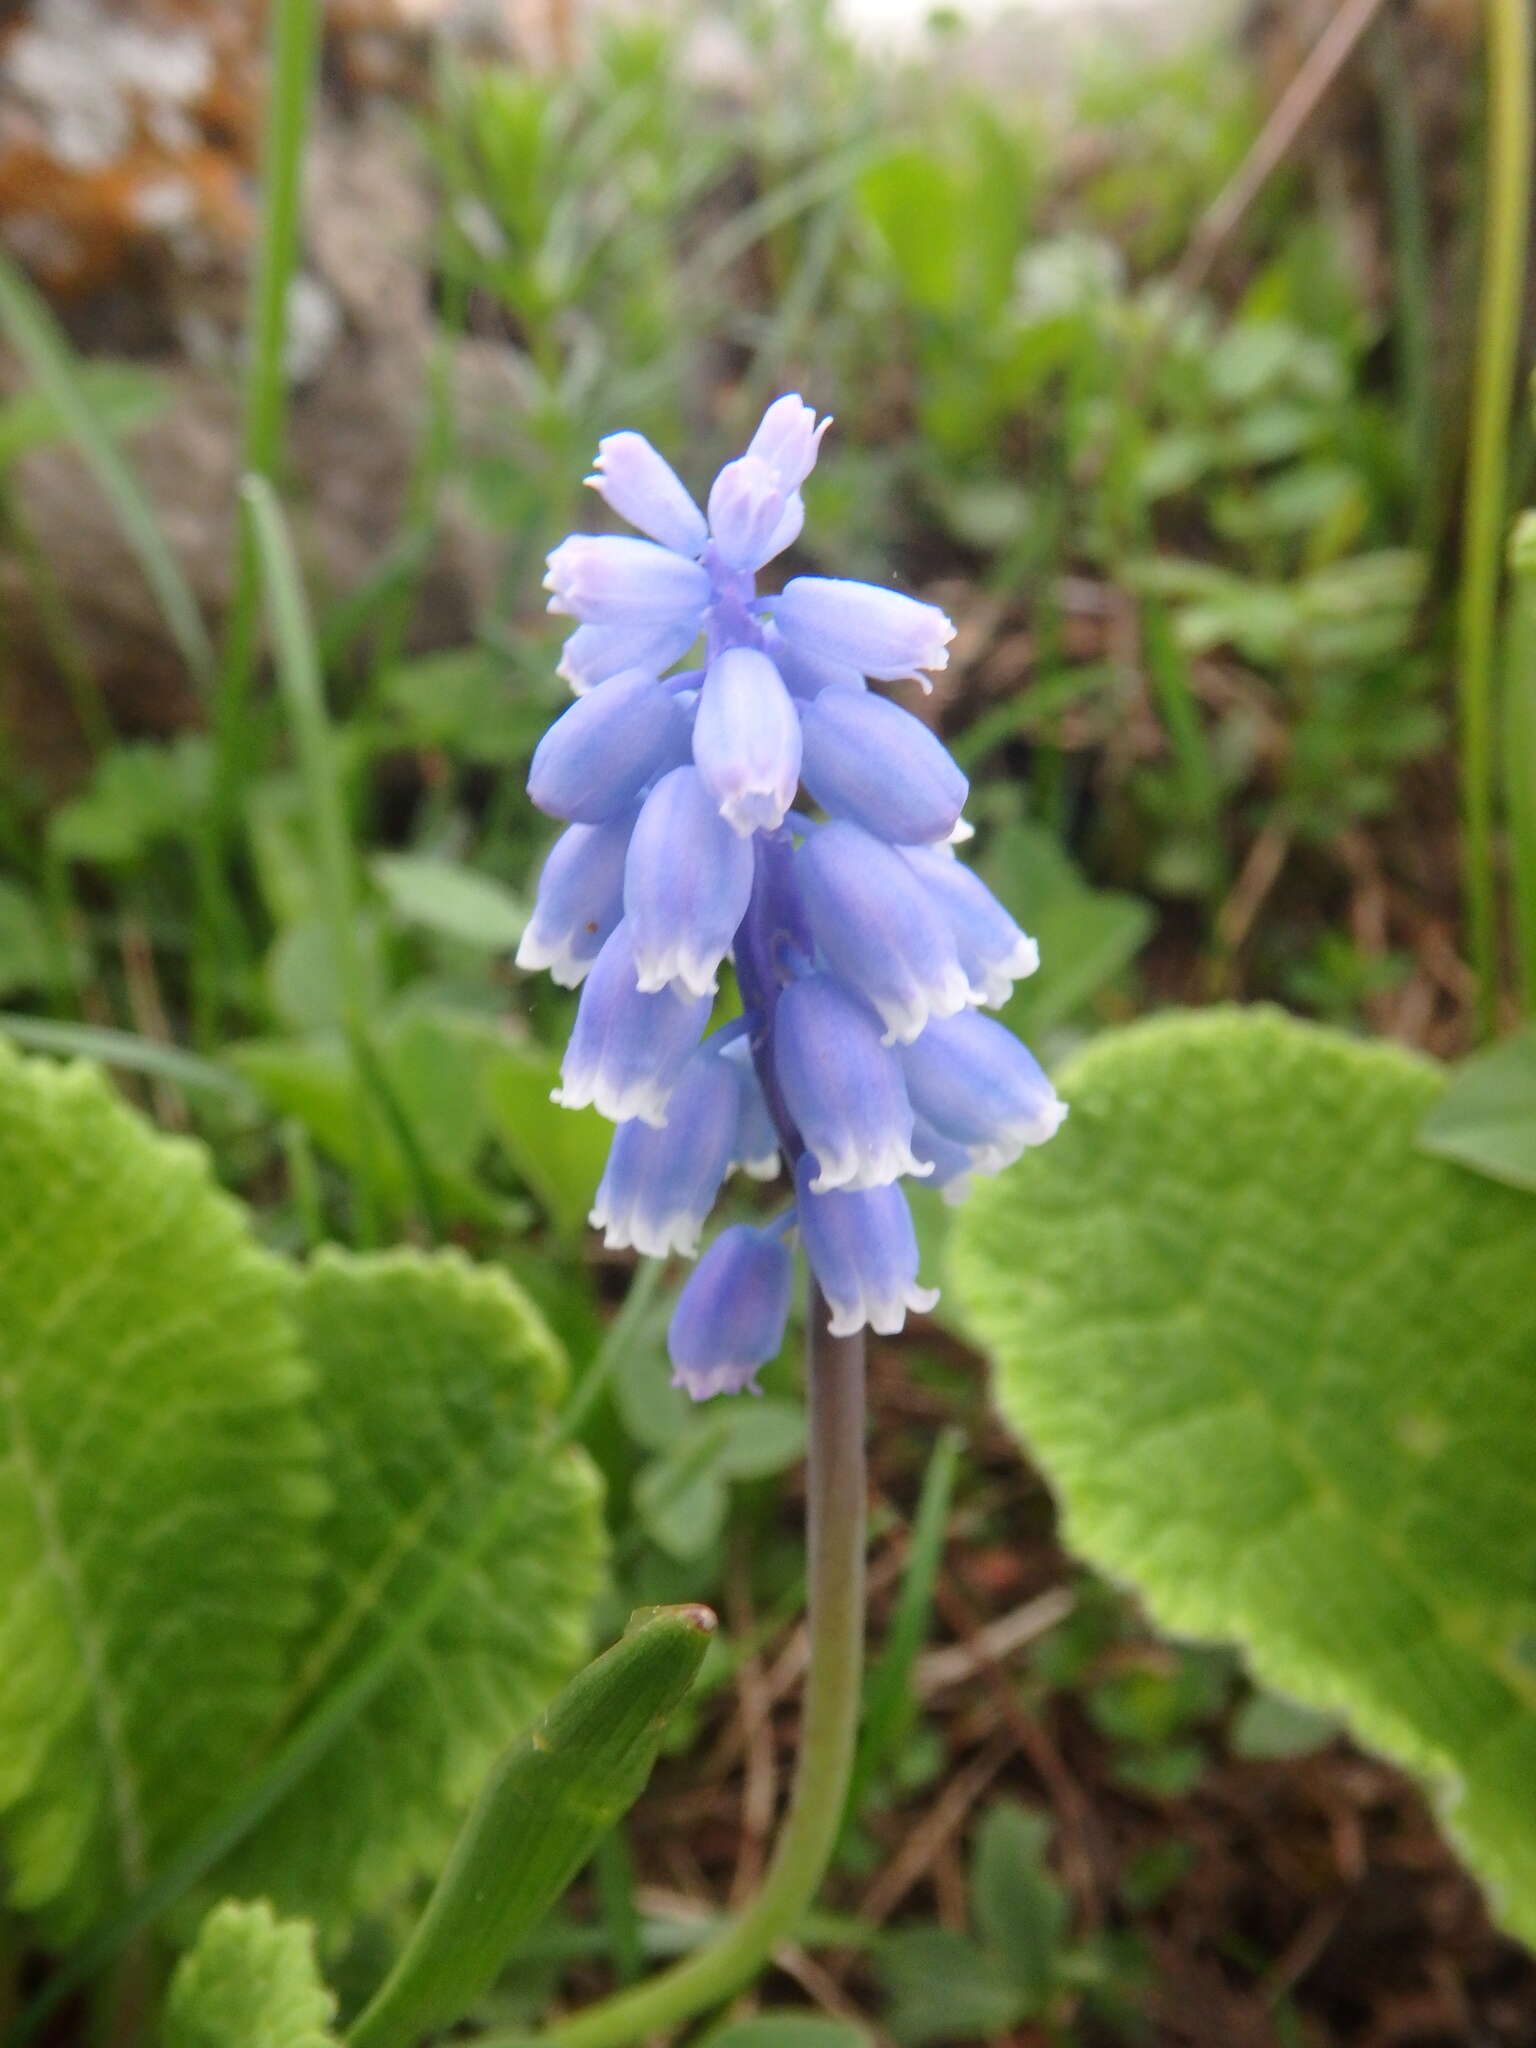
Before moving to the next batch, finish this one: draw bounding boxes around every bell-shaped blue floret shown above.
[900,846,1039,1007]
[693,645,803,837]
[514,813,632,988]
[910,1116,976,1204]
[707,455,793,574]
[554,922,710,1127]
[668,1223,795,1400]
[623,766,755,999]
[589,1043,740,1257]
[557,618,701,694]
[745,394,831,491]
[544,533,712,627]
[528,670,691,824]
[794,1158,938,1338]
[719,1038,781,1179]
[899,1010,1067,1173]
[799,691,968,844]
[771,577,954,684]
[798,821,972,1044]
[774,973,926,1192]
[586,431,709,557]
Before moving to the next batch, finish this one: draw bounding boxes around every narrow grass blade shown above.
[844,1425,962,1823]
[0,1013,254,1102]
[1456,0,1533,1035]
[0,255,212,685]
[346,1608,716,2048]
[1506,510,1536,1015]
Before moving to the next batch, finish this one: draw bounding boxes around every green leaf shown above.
[970,1803,1069,2010]
[0,1043,322,1940]
[347,1606,713,2048]
[0,881,53,997]
[0,360,166,466]
[371,854,526,951]
[163,1899,337,2048]
[706,2021,872,2048]
[48,738,211,866]
[949,1008,1536,1944]
[878,1926,1025,2046]
[479,1033,613,1242]
[1229,1691,1340,1761]
[978,820,1151,1037]
[217,1247,606,1925]
[1419,1028,1536,1192]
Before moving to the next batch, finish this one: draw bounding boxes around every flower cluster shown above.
[519,396,1066,1399]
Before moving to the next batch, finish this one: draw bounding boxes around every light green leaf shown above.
[1419,1028,1536,1192]
[979,820,1151,1037]
[163,1899,337,2048]
[0,881,53,996]
[949,1008,1536,1943]
[706,2020,871,2048]
[0,1043,322,1940]
[1229,1691,1340,1761]
[878,1926,1025,2046]
[218,1247,606,1925]
[970,1803,1068,2010]
[479,1033,612,1242]
[48,738,212,866]
[371,854,526,951]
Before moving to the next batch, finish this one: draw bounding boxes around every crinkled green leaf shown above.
[0,880,53,997]
[0,1044,322,1940]
[950,1008,1536,1942]
[219,1248,606,1924]
[163,1898,337,2048]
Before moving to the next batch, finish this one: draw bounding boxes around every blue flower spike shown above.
[522,395,1067,1396]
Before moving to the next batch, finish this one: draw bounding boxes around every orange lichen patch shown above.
[0,0,262,296]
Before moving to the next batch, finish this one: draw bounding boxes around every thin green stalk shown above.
[1457,0,1532,1037]
[0,255,212,687]
[1373,5,1437,554]
[213,0,323,833]
[0,1014,254,1101]
[243,476,443,1240]
[525,1293,867,2048]
[1505,510,1536,1015]
[843,1423,961,1824]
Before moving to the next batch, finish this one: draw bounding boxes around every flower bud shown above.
[586,431,709,557]
[900,845,1039,1006]
[799,691,968,844]
[544,534,711,626]
[795,1158,938,1338]
[624,767,755,998]
[771,576,954,683]
[693,646,803,837]
[899,1010,1067,1172]
[554,923,710,1127]
[798,821,972,1043]
[558,618,700,695]
[515,813,633,987]
[590,1044,740,1257]
[528,670,691,824]
[706,455,793,574]
[775,973,926,1192]
[668,1224,794,1401]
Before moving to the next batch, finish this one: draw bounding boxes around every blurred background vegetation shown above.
[1,0,1533,2041]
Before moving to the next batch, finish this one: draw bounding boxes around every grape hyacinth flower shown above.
[522,394,1066,1399]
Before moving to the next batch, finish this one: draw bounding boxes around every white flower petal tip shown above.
[671,1365,765,1403]
[825,1282,940,1340]
[947,816,977,844]
[735,1150,782,1182]
[806,1141,932,1196]
[590,1204,703,1260]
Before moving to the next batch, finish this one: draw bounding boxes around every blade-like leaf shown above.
[217,1247,606,1924]
[347,1605,715,2048]
[163,1899,337,2048]
[1419,1027,1536,1191]
[949,1008,1536,1943]
[0,1044,322,1940]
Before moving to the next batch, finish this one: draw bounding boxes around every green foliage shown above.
[163,1900,337,2048]
[348,1606,713,2048]
[219,1247,606,1925]
[1420,1027,1536,1191]
[0,1044,323,1942]
[706,2020,870,2048]
[950,1009,1536,1942]
[877,1802,1072,2045]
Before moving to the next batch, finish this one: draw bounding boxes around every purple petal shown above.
[515,813,633,987]
[745,394,832,491]
[544,534,711,626]
[589,1043,740,1256]
[693,645,803,837]
[527,670,691,824]
[668,1224,794,1400]
[899,1011,1067,1171]
[774,973,925,1192]
[795,1157,938,1338]
[706,455,792,574]
[558,618,701,694]
[624,766,755,998]
[555,922,711,1126]
[586,431,709,557]
[799,690,968,844]
[901,846,1039,1006]
[771,576,954,684]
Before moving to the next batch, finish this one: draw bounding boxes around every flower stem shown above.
[540,1292,866,2048]
[1457,0,1533,1038]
